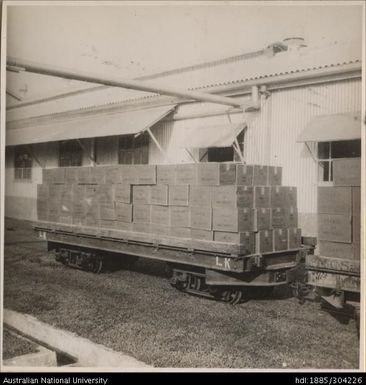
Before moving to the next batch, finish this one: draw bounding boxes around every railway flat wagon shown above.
[34,162,307,304]
[305,158,361,322]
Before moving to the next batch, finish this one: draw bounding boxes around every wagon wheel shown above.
[216,288,243,305]
[222,289,233,303]
[56,249,69,265]
[291,282,300,298]
[90,255,104,274]
[54,251,63,263]
[290,282,308,303]
[174,273,191,292]
[190,275,202,291]
[228,289,243,305]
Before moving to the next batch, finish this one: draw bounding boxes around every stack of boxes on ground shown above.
[318,158,361,261]
[37,163,301,255]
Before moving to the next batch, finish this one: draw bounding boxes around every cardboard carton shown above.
[115,202,133,223]
[236,164,253,185]
[189,186,212,207]
[273,228,289,251]
[150,185,169,205]
[133,204,151,224]
[253,165,268,185]
[170,206,190,228]
[132,185,151,204]
[191,229,214,241]
[212,186,254,208]
[169,185,189,206]
[318,214,352,243]
[268,166,282,185]
[114,184,132,203]
[157,165,176,185]
[190,206,212,230]
[255,230,273,253]
[151,205,170,226]
[318,187,352,214]
[333,158,361,187]
[175,164,197,185]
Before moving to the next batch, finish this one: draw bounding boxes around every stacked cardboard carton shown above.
[37,163,301,255]
[317,158,361,260]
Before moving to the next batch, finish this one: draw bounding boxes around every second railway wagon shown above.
[303,158,361,326]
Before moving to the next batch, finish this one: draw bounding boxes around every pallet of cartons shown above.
[39,163,300,256]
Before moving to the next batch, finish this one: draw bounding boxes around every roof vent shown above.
[283,37,307,53]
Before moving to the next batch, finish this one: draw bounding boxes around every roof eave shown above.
[6,61,362,129]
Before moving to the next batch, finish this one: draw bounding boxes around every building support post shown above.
[185,149,198,163]
[25,145,44,168]
[76,139,98,165]
[305,142,318,163]
[145,127,170,163]
[90,138,96,167]
[233,138,245,164]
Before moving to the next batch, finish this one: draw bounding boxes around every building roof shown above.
[6,41,362,122]
[297,111,362,142]
[7,105,176,146]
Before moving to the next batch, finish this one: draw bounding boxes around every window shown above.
[318,139,361,182]
[200,130,245,162]
[14,146,32,180]
[59,140,82,167]
[207,147,235,162]
[118,133,149,164]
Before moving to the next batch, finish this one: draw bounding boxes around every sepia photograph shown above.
[0,0,364,373]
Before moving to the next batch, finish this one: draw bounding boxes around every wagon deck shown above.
[35,220,304,274]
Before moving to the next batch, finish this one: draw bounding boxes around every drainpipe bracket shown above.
[243,103,260,112]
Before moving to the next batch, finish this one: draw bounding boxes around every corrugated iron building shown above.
[5,40,362,238]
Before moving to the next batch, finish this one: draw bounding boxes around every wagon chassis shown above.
[34,222,307,304]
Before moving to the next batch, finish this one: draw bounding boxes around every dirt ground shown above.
[3,218,360,369]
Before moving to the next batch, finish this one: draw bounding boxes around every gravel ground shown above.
[3,218,360,369]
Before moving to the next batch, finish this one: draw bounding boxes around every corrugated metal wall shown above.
[244,95,272,165]
[96,136,119,164]
[149,79,361,236]
[268,79,362,215]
